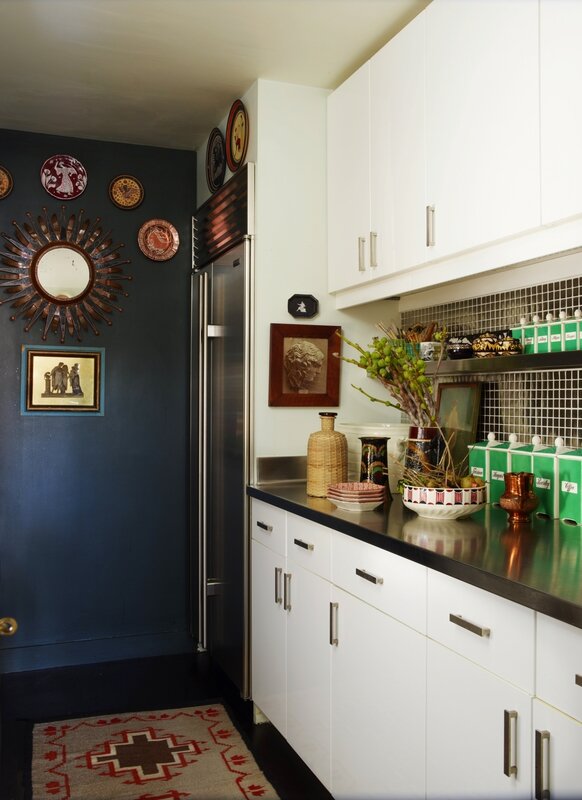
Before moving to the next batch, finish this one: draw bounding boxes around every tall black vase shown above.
[404,426,444,474]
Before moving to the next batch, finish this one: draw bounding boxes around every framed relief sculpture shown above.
[22,345,104,415]
[268,323,341,407]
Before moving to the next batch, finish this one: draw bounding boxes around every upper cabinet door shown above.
[426,0,540,259]
[370,9,426,275]
[327,62,371,293]
[540,0,582,225]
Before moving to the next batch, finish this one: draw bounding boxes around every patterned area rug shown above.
[32,704,279,800]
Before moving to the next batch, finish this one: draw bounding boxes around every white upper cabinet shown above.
[327,12,426,295]
[370,9,426,275]
[540,0,582,225]
[327,62,372,293]
[425,0,540,259]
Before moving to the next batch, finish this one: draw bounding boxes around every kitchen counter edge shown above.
[248,483,582,630]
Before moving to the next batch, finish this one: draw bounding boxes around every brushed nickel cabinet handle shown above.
[329,602,339,646]
[293,538,314,551]
[575,674,582,687]
[370,231,378,267]
[535,729,550,800]
[503,710,518,778]
[256,520,272,532]
[449,613,491,638]
[283,573,291,611]
[426,204,435,247]
[358,236,366,271]
[356,567,384,585]
[274,567,282,605]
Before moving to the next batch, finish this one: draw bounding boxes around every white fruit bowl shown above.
[401,484,487,520]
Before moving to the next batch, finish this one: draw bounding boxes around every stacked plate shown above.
[327,481,385,513]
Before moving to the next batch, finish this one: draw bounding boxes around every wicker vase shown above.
[307,412,348,497]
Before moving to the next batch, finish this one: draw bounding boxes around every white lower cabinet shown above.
[532,699,582,799]
[285,556,331,788]
[251,539,287,736]
[427,640,532,799]
[251,500,582,800]
[331,585,426,799]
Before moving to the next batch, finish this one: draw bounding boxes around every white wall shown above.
[196,79,402,465]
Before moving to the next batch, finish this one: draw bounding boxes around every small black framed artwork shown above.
[21,345,105,415]
[268,323,341,407]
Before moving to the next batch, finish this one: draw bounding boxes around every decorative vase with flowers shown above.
[338,323,486,517]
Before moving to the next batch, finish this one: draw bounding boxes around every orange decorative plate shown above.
[0,165,13,199]
[137,219,179,261]
[109,174,144,209]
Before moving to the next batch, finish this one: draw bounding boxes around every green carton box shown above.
[557,449,582,525]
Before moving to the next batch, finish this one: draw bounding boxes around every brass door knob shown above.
[0,617,18,636]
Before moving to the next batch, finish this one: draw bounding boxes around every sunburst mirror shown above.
[0,206,132,342]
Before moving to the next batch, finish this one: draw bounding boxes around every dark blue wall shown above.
[0,129,196,672]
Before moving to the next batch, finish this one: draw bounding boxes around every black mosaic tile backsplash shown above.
[401,278,582,448]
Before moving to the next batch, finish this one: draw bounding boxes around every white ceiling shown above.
[0,0,428,151]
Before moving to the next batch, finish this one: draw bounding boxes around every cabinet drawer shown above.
[251,499,286,555]
[286,514,331,581]
[332,531,426,633]
[427,570,535,692]
[537,613,582,723]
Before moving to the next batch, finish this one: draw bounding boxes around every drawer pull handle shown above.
[576,674,582,687]
[293,538,314,551]
[356,567,384,585]
[449,613,490,638]
[503,710,518,778]
[283,572,292,611]
[535,729,550,800]
[329,602,339,646]
[358,236,366,271]
[370,231,378,267]
[256,520,273,532]
[274,567,282,605]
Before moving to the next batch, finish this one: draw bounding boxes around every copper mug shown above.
[499,472,539,524]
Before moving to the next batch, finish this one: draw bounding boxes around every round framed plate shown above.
[206,128,226,193]
[109,174,144,209]
[0,165,13,199]
[137,219,179,261]
[40,154,87,199]
[225,99,249,173]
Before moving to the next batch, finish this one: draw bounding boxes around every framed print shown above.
[268,323,341,407]
[21,345,104,415]
[436,381,482,469]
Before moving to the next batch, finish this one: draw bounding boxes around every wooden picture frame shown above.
[268,323,341,407]
[436,381,482,469]
[21,345,104,415]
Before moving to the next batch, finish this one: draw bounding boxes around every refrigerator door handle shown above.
[197,270,209,651]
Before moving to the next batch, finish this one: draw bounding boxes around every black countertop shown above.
[248,483,582,630]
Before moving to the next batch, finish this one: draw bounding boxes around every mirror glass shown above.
[36,246,92,301]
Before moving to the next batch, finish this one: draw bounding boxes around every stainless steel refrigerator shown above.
[192,165,254,698]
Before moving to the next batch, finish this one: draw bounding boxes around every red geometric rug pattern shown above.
[32,705,279,799]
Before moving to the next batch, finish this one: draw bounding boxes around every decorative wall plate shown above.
[137,219,179,261]
[40,154,87,199]
[0,165,13,199]
[109,174,144,209]
[206,127,226,193]
[225,99,249,172]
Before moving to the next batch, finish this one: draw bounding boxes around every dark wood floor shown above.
[0,652,333,800]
